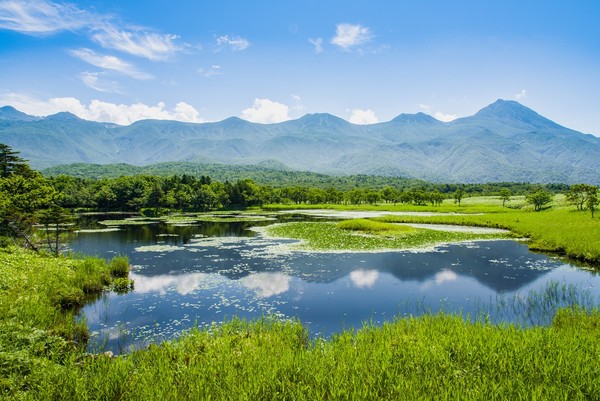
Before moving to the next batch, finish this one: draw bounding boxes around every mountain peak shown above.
[472,99,560,129]
[0,106,40,122]
[295,113,349,127]
[391,112,441,125]
[44,111,83,121]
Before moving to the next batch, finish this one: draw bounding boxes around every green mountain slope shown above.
[2,100,599,184]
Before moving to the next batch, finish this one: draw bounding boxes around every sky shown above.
[0,0,599,135]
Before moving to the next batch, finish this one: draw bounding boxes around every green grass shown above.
[266,221,510,252]
[24,310,600,400]
[0,247,130,397]
[337,218,416,235]
[266,195,600,264]
[374,208,600,264]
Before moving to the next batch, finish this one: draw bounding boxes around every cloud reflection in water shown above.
[350,269,379,289]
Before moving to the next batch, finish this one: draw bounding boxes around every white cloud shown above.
[79,72,120,93]
[241,98,290,123]
[419,104,456,122]
[91,26,180,61]
[198,65,222,78]
[350,269,379,289]
[331,23,372,49]
[349,108,378,125]
[70,48,153,80]
[0,0,88,34]
[0,0,184,61]
[433,111,457,122]
[308,37,323,53]
[0,92,203,125]
[515,89,527,101]
[291,94,305,112]
[216,35,250,51]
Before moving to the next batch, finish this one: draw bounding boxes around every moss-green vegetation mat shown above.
[23,312,600,400]
[266,220,510,252]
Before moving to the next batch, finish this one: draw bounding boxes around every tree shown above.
[526,189,553,211]
[453,189,465,206]
[499,188,511,207]
[566,183,596,211]
[585,188,599,218]
[0,143,27,178]
[37,206,74,256]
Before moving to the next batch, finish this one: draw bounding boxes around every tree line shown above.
[1,143,599,254]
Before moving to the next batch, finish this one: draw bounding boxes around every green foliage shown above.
[109,256,130,278]
[526,189,553,211]
[0,248,128,395]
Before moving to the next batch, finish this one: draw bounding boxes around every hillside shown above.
[2,100,600,184]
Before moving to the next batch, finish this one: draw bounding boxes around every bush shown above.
[109,256,130,278]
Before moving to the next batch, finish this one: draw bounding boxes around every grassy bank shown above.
[0,247,130,397]
[265,196,600,264]
[2,245,600,399]
[24,311,600,400]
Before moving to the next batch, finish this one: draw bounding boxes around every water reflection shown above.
[349,269,379,289]
[240,272,291,297]
[71,213,600,354]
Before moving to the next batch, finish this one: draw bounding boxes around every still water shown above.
[71,213,600,353]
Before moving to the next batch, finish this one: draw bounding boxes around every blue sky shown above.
[0,1,599,135]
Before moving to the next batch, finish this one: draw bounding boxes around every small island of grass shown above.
[263,218,512,252]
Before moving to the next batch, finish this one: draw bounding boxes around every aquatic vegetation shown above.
[134,244,185,252]
[99,219,159,226]
[265,221,510,252]
[75,228,122,233]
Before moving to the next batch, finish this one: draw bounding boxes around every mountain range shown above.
[1,100,599,184]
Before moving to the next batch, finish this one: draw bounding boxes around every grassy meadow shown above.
[3,194,600,400]
[266,194,600,264]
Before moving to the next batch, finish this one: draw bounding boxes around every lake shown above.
[71,212,600,353]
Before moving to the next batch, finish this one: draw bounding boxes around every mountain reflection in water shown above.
[71,213,600,353]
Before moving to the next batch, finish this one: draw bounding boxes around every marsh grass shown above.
[374,207,600,264]
[27,310,600,401]
[266,221,509,251]
[0,247,130,397]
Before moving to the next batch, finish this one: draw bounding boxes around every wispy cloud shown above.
[79,71,121,93]
[0,92,203,124]
[241,98,290,123]
[0,0,184,61]
[0,0,87,34]
[198,65,222,78]
[515,89,527,101]
[70,48,153,80]
[349,108,378,124]
[216,34,250,51]
[308,37,323,53]
[331,23,372,50]
[91,25,181,61]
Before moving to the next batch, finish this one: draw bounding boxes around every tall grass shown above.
[27,310,600,400]
[0,247,129,397]
[374,207,600,264]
